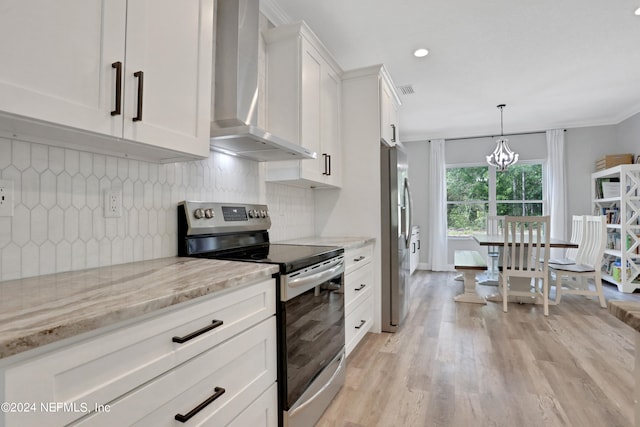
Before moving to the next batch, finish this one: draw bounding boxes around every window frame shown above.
[445,160,546,237]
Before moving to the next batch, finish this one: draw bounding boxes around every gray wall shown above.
[617,112,640,155]
[564,124,617,220]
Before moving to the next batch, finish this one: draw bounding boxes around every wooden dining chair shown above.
[548,214,584,265]
[500,215,551,315]
[549,215,607,308]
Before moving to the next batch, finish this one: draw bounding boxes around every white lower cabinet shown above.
[0,278,277,427]
[344,243,374,356]
[76,318,276,426]
[228,383,277,427]
[410,226,420,275]
[345,289,373,356]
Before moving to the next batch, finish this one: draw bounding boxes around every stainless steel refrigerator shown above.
[381,143,412,332]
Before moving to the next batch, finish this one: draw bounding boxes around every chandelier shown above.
[486,104,518,171]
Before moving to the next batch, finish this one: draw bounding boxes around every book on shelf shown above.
[595,177,620,199]
[599,204,620,224]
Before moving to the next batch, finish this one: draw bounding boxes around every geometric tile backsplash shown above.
[0,137,315,281]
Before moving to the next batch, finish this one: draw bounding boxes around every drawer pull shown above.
[172,320,223,344]
[111,61,122,116]
[355,320,366,329]
[133,70,144,122]
[175,387,226,423]
[355,284,366,291]
[354,256,366,262]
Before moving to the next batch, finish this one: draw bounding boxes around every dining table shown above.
[471,233,578,304]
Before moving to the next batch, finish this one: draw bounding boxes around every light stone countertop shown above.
[608,300,640,333]
[276,236,375,250]
[0,257,278,359]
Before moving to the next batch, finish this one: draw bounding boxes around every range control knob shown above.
[204,208,214,219]
[194,208,205,219]
[248,209,256,218]
[260,210,267,218]
[264,210,269,218]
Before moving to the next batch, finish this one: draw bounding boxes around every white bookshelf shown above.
[592,164,640,293]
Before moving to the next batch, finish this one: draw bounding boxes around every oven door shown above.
[280,256,345,426]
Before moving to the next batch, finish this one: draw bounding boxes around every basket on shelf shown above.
[596,154,633,171]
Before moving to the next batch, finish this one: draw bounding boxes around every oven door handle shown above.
[287,261,343,290]
[282,257,344,300]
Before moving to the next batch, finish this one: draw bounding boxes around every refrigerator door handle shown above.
[403,177,413,249]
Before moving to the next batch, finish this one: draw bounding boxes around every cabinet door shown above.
[0,0,126,136]
[410,230,419,275]
[299,38,323,182]
[380,80,398,146]
[123,0,212,158]
[321,65,342,187]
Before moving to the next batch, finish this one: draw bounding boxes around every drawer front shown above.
[345,295,373,357]
[228,383,277,427]
[344,263,373,311]
[2,279,276,427]
[345,243,373,274]
[75,317,277,427]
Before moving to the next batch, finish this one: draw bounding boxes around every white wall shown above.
[0,137,314,281]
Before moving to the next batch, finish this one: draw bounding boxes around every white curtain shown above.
[545,129,567,257]
[428,139,448,271]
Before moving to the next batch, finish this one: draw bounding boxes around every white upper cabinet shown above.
[264,22,342,188]
[0,1,125,136]
[321,64,342,187]
[380,76,401,146]
[0,0,213,162]
[121,0,212,158]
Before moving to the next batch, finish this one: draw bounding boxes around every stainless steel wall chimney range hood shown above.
[210,0,316,161]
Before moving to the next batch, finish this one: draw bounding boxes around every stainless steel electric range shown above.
[178,201,345,427]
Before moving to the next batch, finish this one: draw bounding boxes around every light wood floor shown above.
[318,272,640,427]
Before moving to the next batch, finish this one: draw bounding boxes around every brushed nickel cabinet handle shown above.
[133,70,144,122]
[391,123,397,142]
[174,387,226,422]
[111,61,122,116]
[355,284,366,291]
[172,320,223,344]
[355,320,366,329]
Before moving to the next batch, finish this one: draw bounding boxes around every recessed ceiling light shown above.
[413,48,429,58]
[635,7,640,15]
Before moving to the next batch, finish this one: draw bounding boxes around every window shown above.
[446,162,544,236]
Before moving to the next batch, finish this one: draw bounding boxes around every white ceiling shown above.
[266,0,640,141]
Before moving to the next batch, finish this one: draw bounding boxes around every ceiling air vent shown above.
[398,84,415,95]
